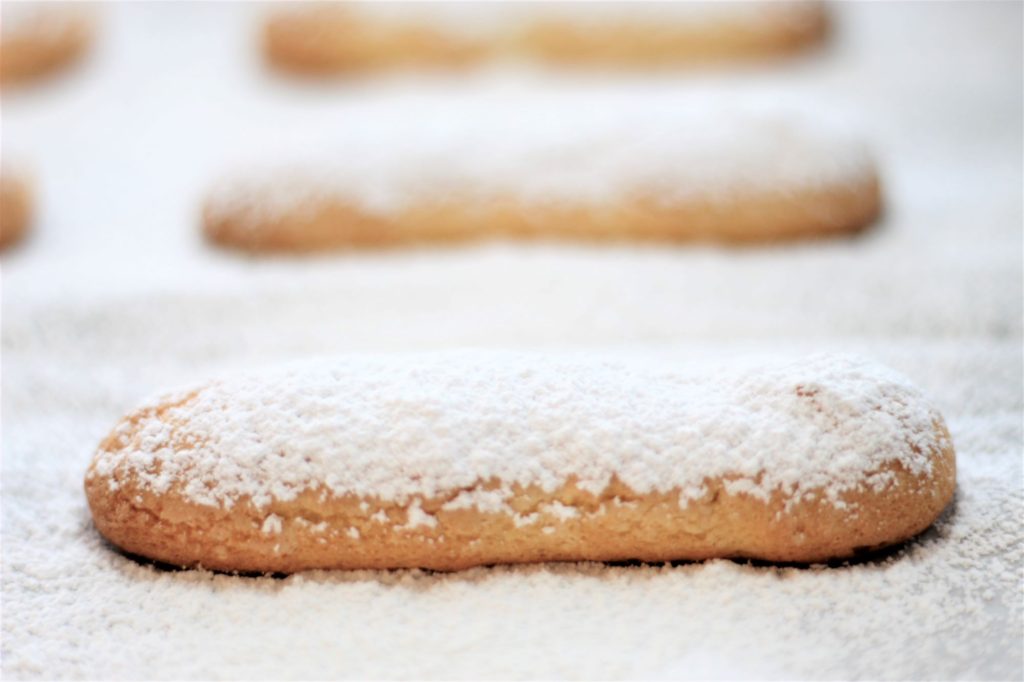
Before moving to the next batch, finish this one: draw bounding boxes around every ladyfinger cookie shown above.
[0,3,93,86]
[0,170,32,250]
[262,2,827,75]
[85,353,955,573]
[263,3,489,74]
[516,1,828,68]
[203,103,882,252]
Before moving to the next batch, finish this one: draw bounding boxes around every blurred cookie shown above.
[203,102,881,252]
[264,4,488,74]
[263,1,827,75]
[0,170,32,250]
[0,2,93,86]
[518,1,828,67]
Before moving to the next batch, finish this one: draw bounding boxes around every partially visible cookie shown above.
[517,1,828,67]
[203,102,882,252]
[262,1,828,75]
[0,2,93,86]
[263,4,489,74]
[85,353,956,573]
[0,170,32,250]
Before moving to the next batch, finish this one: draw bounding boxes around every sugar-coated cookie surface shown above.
[263,1,828,74]
[85,353,955,572]
[0,3,93,86]
[203,101,881,251]
[0,171,32,250]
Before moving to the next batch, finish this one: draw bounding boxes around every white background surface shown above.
[2,2,1021,679]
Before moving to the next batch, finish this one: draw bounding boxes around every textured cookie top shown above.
[90,353,947,512]
[204,97,875,222]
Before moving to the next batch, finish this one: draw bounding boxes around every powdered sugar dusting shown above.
[1,2,1020,679]
[260,514,282,535]
[402,499,438,529]
[204,98,873,223]
[91,353,945,512]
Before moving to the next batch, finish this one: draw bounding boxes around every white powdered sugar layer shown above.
[204,97,873,222]
[2,3,1020,679]
[91,353,944,511]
